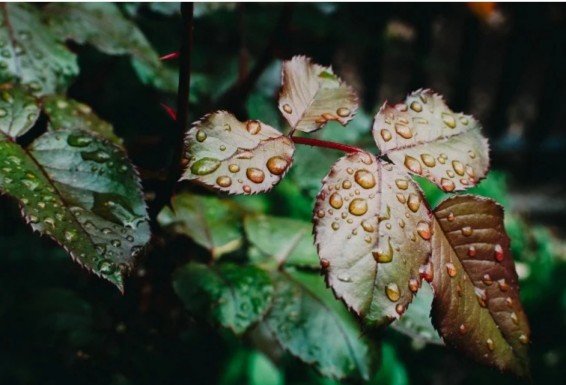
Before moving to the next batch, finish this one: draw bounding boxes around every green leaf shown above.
[0,84,40,138]
[431,195,530,376]
[314,151,431,326]
[278,56,358,133]
[244,214,319,269]
[0,130,150,290]
[373,89,489,192]
[181,111,295,195]
[370,343,409,385]
[157,192,242,258]
[0,3,78,95]
[43,94,123,146]
[173,262,273,335]
[264,270,377,381]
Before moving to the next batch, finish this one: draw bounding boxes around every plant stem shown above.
[291,136,362,153]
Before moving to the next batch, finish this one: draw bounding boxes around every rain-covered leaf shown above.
[244,215,319,269]
[372,89,489,192]
[157,192,242,258]
[0,130,150,290]
[173,262,273,335]
[181,111,294,195]
[264,270,376,381]
[314,151,431,326]
[278,56,358,133]
[0,3,78,95]
[391,283,443,346]
[430,195,530,376]
[43,94,122,146]
[0,84,40,138]
[44,3,175,91]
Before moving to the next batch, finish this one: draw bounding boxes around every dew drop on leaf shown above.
[354,169,376,189]
[416,221,432,240]
[407,193,421,213]
[228,164,240,173]
[494,244,504,262]
[385,282,401,302]
[461,226,473,236]
[216,176,232,187]
[266,156,288,175]
[246,120,261,135]
[348,198,368,216]
[404,156,422,175]
[329,192,343,209]
[246,168,265,184]
[445,262,457,277]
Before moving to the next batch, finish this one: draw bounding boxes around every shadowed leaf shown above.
[0,130,150,290]
[173,262,273,335]
[0,3,78,95]
[314,151,430,326]
[373,89,489,192]
[264,270,377,381]
[278,56,358,133]
[158,193,242,258]
[0,84,40,138]
[181,111,294,195]
[430,195,530,376]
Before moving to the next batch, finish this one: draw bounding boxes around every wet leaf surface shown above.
[0,84,40,139]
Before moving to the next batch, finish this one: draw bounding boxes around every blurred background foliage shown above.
[1,2,566,385]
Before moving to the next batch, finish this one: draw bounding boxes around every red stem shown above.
[291,136,362,153]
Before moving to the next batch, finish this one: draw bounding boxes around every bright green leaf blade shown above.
[0,84,40,138]
[244,214,319,269]
[0,130,150,290]
[173,262,273,335]
[157,192,242,258]
[314,151,431,326]
[181,111,295,195]
[278,56,358,133]
[264,270,377,381]
[0,3,78,95]
[373,89,489,192]
[43,94,122,146]
[431,195,530,376]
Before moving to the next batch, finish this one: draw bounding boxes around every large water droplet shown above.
[98,259,116,275]
[497,279,509,292]
[407,193,421,213]
[81,150,111,163]
[266,156,288,175]
[337,274,352,282]
[348,198,368,216]
[408,278,419,293]
[246,120,261,135]
[196,130,207,142]
[395,123,412,139]
[216,176,232,187]
[331,222,340,231]
[510,312,519,325]
[242,185,251,194]
[336,107,351,117]
[228,164,240,173]
[419,262,434,283]
[416,221,432,240]
[452,160,465,176]
[445,262,457,277]
[329,192,343,209]
[385,283,401,302]
[320,258,330,269]
[440,178,455,192]
[404,156,422,174]
[316,209,325,218]
[486,338,495,351]
[475,287,487,307]
[380,129,392,142]
[519,334,528,344]
[191,157,220,176]
[421,153,436,167]
[282,104,292,114]
[461,226,473,236]
[494,244,504,262]
[395,304,405,315]
[67,133,92,147]
[246,168,265,184]
[442,113,456,128]
[361,220,374,232]
[396,193,406,204]
[482,274,493,286]
[410,101,422,112]
[342,180,352,189]
[467,245,476,257]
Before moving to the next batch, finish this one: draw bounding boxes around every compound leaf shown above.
[430,195,530,376]
[173,262,273,335]
[43,94,122,146]
[0,84,40,138]
[157,193,242,258]
[0,3,78,95]
[314,151,431,326]
[372,89,489,192]
[0,130,150,290]
[264,270,376,381]
[181,111,294,195]
[278,56,358,133]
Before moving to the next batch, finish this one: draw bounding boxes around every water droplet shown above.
[282,104,292,114]
[506,297,513,307]
[98,259,116,275]
[408,278,419,293]
[0,108,7,117]
[419,262,434,283]
[404,156,422,174]
[43,217,55,228]
[475,287,487,307]
[510,312,519,325]
[246,168,265,184]
[416,221,432,240]
[22,179,39,191]
[354,169,375,189]
[442,113,456,128]
[380,129,392,142]
[361,220,374,232]
[242,185,251,194]
[440,178,455,192]
[395,304,405,315]
[1,91,12,104]
[483,274,493,285]
[111,239,121,247]
[126,235,134,242]
[459,324,467,334]
[407,193,421,212]
[320,258,330,269]
[395,123,413,139]
[452,160,465,176]
[373,237,393,263]
[329,192,343,209]
[336,107,351,117]
[66,133,92,147]
[337,274,352,282]
[331,222,340,231]
[420,153,436,167]
[467,245,476,257]
[398,219,405,228]
[266,156,288,175]
[396,193,406,204]
[444,262,456,277]
[28,215,39,224]
[228,164,240,173]
[395,179,409,190]
[385,283,401,302]
[196,130,207,142]
[519,334,528,344]
[410,101,422,112]
[498,279,509,292]
[316,209,325,218]
[246,120,261,135]
[446,212,455,222]
[216,176,232,187]
[191,157,221,176]
[461,226,473,236]
[81,150,111,163]
[486,338,495,351]
[348,198,368,216]
[494,244,504,262]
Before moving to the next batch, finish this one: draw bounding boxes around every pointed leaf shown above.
[430,195,530,376]
[264,270,377,381]
[181,111,295,195]
[278,56,358,133]
[314,151,431,326]
[0,3,78,95]
[157,193,242,258]
[0,130,150,290]
[372,89,489,192]
[43,95,122,146]
[173,262,273,335]
[0,84,40,139]
[244,215,319,269]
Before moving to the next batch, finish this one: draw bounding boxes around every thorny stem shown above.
[290,136,362,154]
